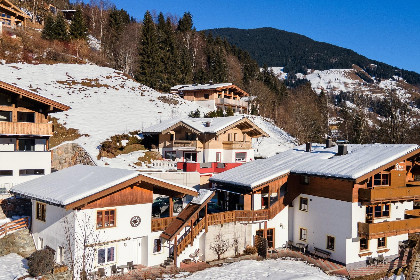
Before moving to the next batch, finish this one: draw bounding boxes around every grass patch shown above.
[158,95,180,105]
[135,151,162,165]
[49,117,84,148]
[98,132,145,159]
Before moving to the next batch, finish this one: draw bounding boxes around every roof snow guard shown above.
[210,144,420,190]
[0,80,70,112]
[11,165,197,209]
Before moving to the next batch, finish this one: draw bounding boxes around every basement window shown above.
[19,169,44,176]
[327,235,335,251]
[299,228,307,242]
[0,170,13,176]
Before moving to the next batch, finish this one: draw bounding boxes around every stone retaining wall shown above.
[51,143,96,171]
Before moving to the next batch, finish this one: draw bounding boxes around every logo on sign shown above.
[395,163,404,171]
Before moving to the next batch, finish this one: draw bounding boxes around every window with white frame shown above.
[98,246,115,264]
[299,197,308,212]
[378,237,386,248]
[153,239,162,253]
[235,152,246,162]
[299,228,307,242]
[165,151,177,161]
[216,152,221,162]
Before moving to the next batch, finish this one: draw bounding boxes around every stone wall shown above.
[51,143,96,171]
[0,229,36,258]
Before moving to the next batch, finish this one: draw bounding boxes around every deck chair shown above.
[97,268,105,278]
[366,256,375,266]
[377,254,385,264]
[127,261,134,270]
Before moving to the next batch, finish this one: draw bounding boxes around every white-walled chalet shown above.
[0,80,70,192]
[10,165,198,277]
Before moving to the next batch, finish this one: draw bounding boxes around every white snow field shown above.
[0,253,29,280]
[0,63,295,168]
[166,259,345,280]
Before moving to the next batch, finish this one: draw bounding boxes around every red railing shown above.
[177,162,243,174]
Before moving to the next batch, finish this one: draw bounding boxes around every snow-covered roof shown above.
[139,173,197,194]
[191,189,213,205]
[11,165,197,207]
[143,115,254,134]
[210,144,419,189]
[171,83,232,91]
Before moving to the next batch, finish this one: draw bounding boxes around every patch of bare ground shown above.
[135,151,162,166]
[49,117,85,148]
[97,132,145,159]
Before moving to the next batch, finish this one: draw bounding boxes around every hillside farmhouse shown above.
[143,116,268,174]
[0,0,29,28]
[0,80,70,192]
[171,83,249,113]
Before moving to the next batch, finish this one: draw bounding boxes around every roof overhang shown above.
[0,81,70,112]
[62,174,197,210]
[215,117,269,137]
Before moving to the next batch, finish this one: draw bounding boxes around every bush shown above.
[27,248,55,276]
[243,245,257,255]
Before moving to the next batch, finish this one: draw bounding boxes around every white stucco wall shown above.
[291,194,352,264]
[222,149,254,163]
[0,151,51,190]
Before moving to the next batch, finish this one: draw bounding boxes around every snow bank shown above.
[167,259,345,280]
[0,253,29,280]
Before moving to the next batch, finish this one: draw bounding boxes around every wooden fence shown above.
[0,217,30,237]
[151,216,176,232]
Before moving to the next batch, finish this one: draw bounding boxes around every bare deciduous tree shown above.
[210,231,230,260]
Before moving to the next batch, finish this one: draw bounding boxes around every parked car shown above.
[152,197,183,217]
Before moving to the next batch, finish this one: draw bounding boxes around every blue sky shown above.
[111,0,420,73]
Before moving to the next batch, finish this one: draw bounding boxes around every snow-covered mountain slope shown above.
[1,63,295,169]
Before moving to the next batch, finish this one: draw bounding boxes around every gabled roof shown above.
[0,81,70,112]
[11,165,197,209]
[210,144,420,190]
[143,116,269,137]
[171,83,248,96]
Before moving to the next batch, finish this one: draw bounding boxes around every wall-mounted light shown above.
[279,223,284,228]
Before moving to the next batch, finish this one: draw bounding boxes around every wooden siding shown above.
[285,174,354,203]
[358,218,420,239]
[82,185,153,209]
[151,217,176,232]
[222,141,252,150]
[0,122,53,136]
[358,185,420,204]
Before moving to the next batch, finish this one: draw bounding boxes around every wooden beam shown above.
[169,197,173,218]
[173,236,178,266]
[205,204,208,233]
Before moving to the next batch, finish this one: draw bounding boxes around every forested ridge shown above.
[205,27,420,86]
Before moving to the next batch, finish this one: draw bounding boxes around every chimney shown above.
[305,142,312,152]
[205,121,211,127]
[326,137,332,148]
[337,143,348,156]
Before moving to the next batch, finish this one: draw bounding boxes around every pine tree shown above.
[137,11,161,90]
[177,12,193,32]
[55,14,69,41]
[69,9,88,40]
[42,15,56,40]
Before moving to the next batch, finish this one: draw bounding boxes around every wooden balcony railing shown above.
[358,217,420,239]
[215,98,248,108]
[0,122,53,136]
[358,185,420,204]
[176,218,206,256]
[151,217,176,232]
[172,140,198,148]
[0,217,30,237]
[222,141,252,150]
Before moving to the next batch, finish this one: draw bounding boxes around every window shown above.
[299,197,308,212]
[234,133,237,141]
[374,173,389,186]
[96,209,116,228]
[36,202,46,222]
[164,151,176,161]
[98,246,115,264]
[228,133,232,141]
[18,139,35,151]
[256,228,275,248]
[235,152,246,162]
[57,246,64,263]
[204,94,209,99]
[154,239,162,253]
[378,237,386,248]
[301,175,310,185]
[184,152,197,162]
[369,204,390,219]
[0,111,12,122]
[327,236,335,251]
[360,238,369,251]
[17,112,35,123]
[0,170,13,176]
[20,169,44,176]
[299,228,307,242]
[216,152,221,163]
[39,237,44,249]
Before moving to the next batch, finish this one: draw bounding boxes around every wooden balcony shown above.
[151,217,176,232]
[215,97,248,108]
[222,141,252,150]
[358,185,420,204]
[0,122,53,136]
[358,218,420,239]
[172,140,198,148]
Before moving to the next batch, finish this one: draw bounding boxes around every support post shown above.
[263,221,267,239]
[205,204,208,233]
[173,236,177,266]
[169,197,173,218]
[190,219,194,246]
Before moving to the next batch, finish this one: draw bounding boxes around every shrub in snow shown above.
[255,235,268,259]
[27,248,55,276]
[243,245,257,255]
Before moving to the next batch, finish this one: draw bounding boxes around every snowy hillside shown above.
[0,63,294,168]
